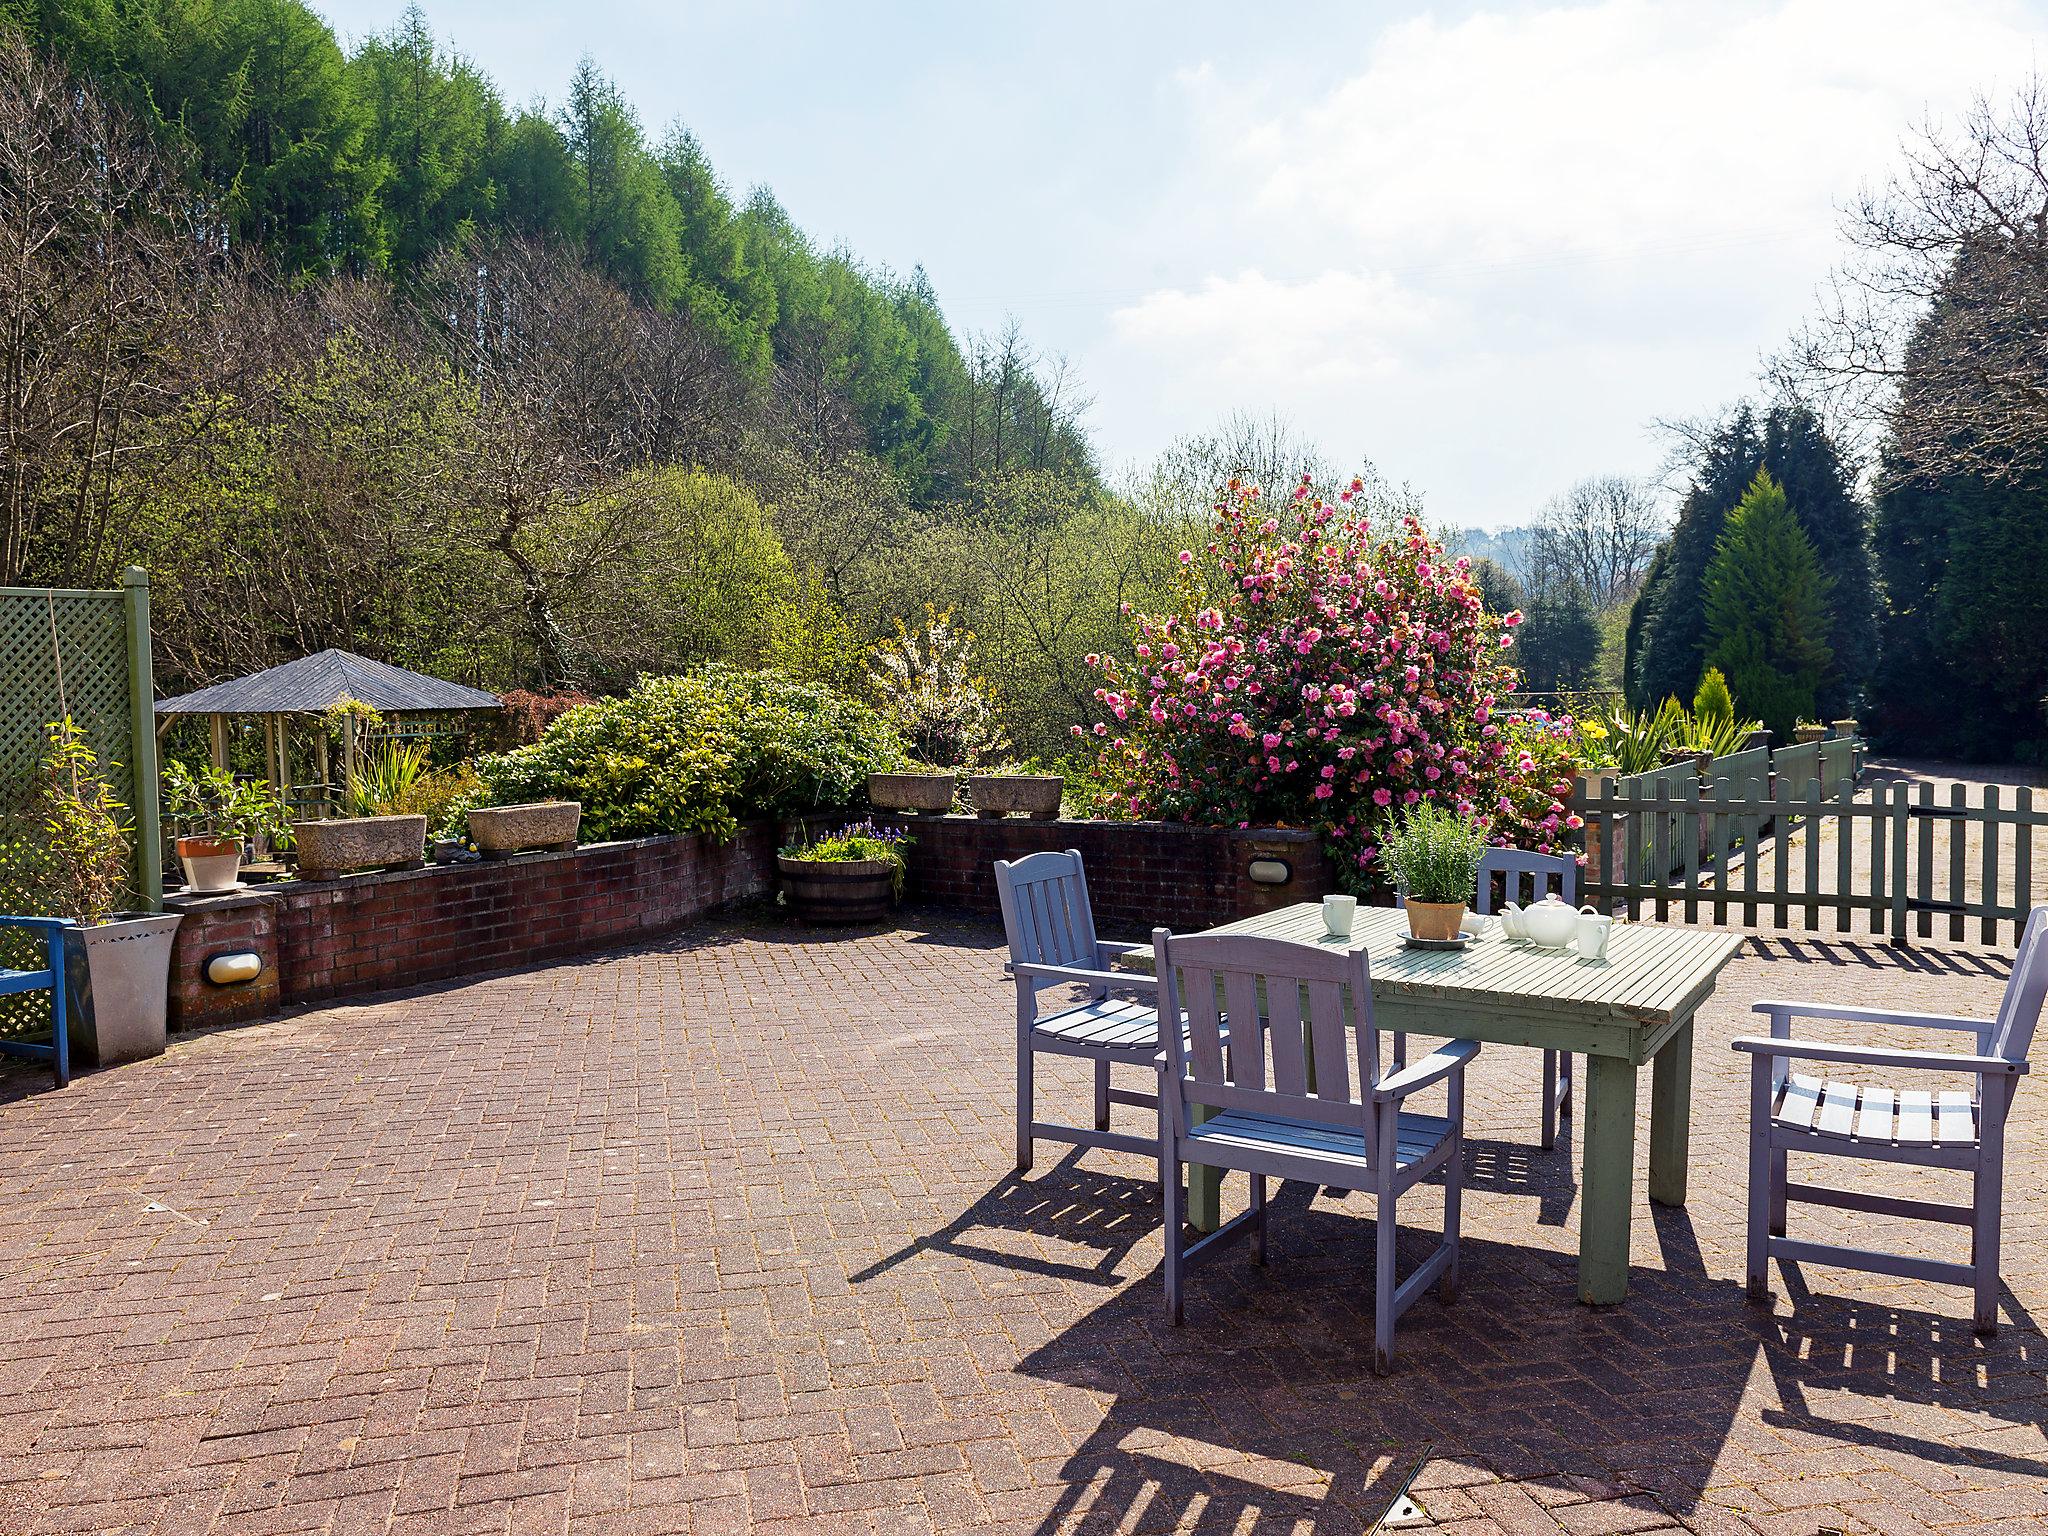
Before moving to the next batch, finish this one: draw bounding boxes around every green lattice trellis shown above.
[0,569,161,1043]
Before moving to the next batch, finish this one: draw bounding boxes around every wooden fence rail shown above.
[1582,774,2048,949]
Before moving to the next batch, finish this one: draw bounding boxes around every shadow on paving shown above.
[869,1148,2044,1533]
[1758,1267,2048,1481]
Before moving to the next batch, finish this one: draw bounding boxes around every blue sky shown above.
[317,0,2048,528]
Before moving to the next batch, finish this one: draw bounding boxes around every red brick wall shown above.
[167,824,777,1026]
[902,815,1333,935]
[163,816,1331,1027]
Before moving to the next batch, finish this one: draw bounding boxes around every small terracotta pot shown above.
[175,835,243,893]
[1405,900,1467,942]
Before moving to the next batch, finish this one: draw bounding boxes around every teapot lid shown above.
[1537,892,1568,905]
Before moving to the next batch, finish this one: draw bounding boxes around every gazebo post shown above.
[276,715,291,812]
[209,714,228,770]
[314,725,331,809]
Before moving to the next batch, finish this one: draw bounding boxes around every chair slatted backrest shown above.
[1990,904,2048,1064]
[994,850,1101,995]
[1154,930,1379,1142]
[1474,847,1578,916]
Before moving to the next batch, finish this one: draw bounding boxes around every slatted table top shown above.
[1200,903,1747,1028]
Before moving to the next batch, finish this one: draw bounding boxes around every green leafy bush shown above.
[1693,667,1735,724]
[3,719,133,923]
[470,666,905,842]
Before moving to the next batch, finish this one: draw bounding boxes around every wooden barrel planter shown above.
[778,855,898,923]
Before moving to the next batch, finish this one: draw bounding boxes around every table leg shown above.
[1648,1018,1693,1208]
[1578,1053,1638,1305]
[1187,1103,1221,1230]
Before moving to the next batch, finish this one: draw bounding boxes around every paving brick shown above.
[0,869,2044,1534]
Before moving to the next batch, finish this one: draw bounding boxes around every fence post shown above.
[1889,780,1910,945]
[121,567,162,911]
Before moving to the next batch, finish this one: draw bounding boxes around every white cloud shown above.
[1090,0,2045,525]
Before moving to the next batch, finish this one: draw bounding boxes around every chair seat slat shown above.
[1935,1091,1975,1146]
[1777,1073,1823,1131]
[1856,1086,1896,1140]
[1896,1090,1934,1143]
[1816,1080,1859,1137]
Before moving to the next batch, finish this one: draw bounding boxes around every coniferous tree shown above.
[1702,472,1833,738]
[1628,402,1874,718]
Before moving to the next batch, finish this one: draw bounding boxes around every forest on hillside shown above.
[3,0,2044,763]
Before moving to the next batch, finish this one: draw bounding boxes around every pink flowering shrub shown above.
[1080,474,1567,889]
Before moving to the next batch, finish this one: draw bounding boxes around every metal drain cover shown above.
[1379,1491,1429,1527]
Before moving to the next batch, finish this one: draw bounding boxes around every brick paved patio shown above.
[0,915,2042,1534]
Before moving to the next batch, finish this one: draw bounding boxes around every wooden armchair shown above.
[1153,928,1476,1373]
[995,851,1164,1173]
[1734,904,2046,1333]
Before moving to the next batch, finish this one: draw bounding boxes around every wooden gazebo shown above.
[154,649,500,812]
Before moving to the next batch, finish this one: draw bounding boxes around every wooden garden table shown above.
[1186,903,1745,1304]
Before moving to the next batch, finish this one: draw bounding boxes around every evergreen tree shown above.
[351,5,503,271]
[1628,402,1874,717]
[1702,472,1833,738]
[1515,585,1602,692]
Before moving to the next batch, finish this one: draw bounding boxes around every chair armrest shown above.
[1373,1038,1481,1101]
[1013,961,1159,991]
[1731,1035,2027,1075]
[1751,1000,1994,1035]
[1095,941,1151,970]
[0,916,72,934]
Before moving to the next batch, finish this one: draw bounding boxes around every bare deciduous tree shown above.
[1780,73,2048,481]
[0,37,214,586]
[1517,475,1665,605]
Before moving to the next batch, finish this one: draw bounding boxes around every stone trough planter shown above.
[292,815,428,879]
[777,855,898,923]
[468,801,582,860]
[968,774,1064,819]
[868,771,955,815]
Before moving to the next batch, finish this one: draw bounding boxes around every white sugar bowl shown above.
[1521,893,1580,949]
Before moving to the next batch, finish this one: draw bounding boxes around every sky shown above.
[314,0,2048,529]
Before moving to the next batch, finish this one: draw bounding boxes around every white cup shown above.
[1322,893,1358,938]
[1576,906,1613,960]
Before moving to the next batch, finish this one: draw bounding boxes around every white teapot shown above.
[1518,893,1581,948]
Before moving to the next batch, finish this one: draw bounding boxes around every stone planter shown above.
[968,774,1063,820]
[175,835,243,893]
[1405,899,1466,942]
[1795,724,1827,745]
[1831,718,1859,739]
[62,912,182,1066]
[291,815,427,879]
[468,801,581,860]
[868,771,955,815]
[1742,727,1773,752]
[778,855,897,924]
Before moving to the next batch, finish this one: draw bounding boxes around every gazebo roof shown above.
[155,649,501,716]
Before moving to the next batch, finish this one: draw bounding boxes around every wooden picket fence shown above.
[1581,768,2048,949]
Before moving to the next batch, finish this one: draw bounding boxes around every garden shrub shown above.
[469,665,904,842]
[1083,475,1572,889]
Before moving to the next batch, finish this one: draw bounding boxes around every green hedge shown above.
[470,666,904,843]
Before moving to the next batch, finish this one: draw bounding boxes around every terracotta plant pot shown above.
[1405,899,1467,942]
[778,855,897,923]
[291,815,428,879]
[468,801,581,860]
[968,774,1063,820]
[867,771,955,815]
[175,835,243,893]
